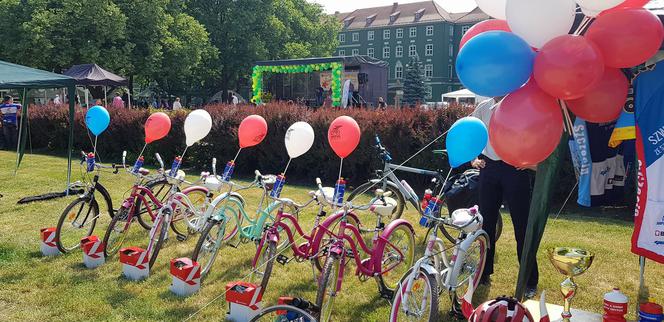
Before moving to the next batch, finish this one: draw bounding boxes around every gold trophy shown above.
[547,247,594,322]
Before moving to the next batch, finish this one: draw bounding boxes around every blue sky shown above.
[308,0,478,14]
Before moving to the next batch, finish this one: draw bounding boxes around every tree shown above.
[403,55,427,106]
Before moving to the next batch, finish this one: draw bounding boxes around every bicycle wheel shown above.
[103,206,132,257]
[390,267,439,322]
[192,219,226,278]
[135,179,173,230]
[55,196,100,253]
[347,181,405,221]
[171,189,208,239]
[451,233,488,312]
[380,224,415,292]
[249,305,317,322]
[147,209,169,269]
[251,240,276,293]
[315,253,341,322]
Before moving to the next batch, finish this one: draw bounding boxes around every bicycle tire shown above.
[347,181,405,220]
[192,219,225,279]
[379,224,415,292]
[315,253,340,322]
[451,233,488,314]
[253,240,276,293]
[170,188,208,239]
[55,196,99,253]
[249,304,317,322]
[147,209,169,269]
[390,267,438,322]
[135,179,174,230]
[102,206,132,258]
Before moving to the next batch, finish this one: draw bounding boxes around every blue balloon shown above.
[446,117,488,168]
[85,105,110,136]
[456,31,535,97]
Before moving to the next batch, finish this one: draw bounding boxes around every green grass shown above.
[0,151,662,321]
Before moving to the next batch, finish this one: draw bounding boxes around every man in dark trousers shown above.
[0,96,21,150]
[471,97,538,299]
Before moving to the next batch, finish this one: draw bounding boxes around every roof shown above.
[335,1,488,30]
[442,88,488,100]
[0,60,75,89]
[255,56,389,68]
[62,64,128,87]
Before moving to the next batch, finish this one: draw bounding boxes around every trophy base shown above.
[523,300,608,322]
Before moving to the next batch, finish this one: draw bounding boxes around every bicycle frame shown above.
[121,184,164,226]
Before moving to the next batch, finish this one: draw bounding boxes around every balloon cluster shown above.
[457,0,663,167]
[250,62,344,107]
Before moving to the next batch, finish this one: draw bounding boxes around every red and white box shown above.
[40,227,60,256]
[169,258,201,296]
[225,281,263,322]
[119,247,149,280]
[80,235,105,268]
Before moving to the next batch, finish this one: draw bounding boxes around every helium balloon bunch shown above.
[251,66,263,104]
[330,62,343,107]
[457,0,663,167]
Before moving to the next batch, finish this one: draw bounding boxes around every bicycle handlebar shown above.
[315,177,390,210]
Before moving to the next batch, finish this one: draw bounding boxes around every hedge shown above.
[26,103,595,206]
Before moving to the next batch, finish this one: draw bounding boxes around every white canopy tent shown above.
[441,88,489,104]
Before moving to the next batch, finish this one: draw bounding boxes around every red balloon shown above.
[601,0,649,15]
[534,35,604,100]
[566,68,628,123]
[460,19,511,49]
[490,82,563,167]
[586,8,664,68]
[238,115,267,148]
[328,116,361,158]
[144,112,171,144]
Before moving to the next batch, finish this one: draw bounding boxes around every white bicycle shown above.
[389,205,488,321]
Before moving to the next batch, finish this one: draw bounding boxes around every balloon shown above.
[490,82,564,167]
[602,0,649,15]
[285,121,315,159]
[144,112,171,144]
[506,0,577,48]
[184,109,212,146]
[85,105,110,136]
[586,8,664,68]
[446,117,488,168]
[566,68,629,123]
[238,115,267,148]
[576,0,624,13]
[460,19,511,49]
[533,35,605,100]
[328,116,361,158]
[475,0,507,19]
[456,31,535,97]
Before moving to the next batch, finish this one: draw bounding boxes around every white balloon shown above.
[184,109,212,146]
[285,121,315,159]
[506,0,576,48]
[476,0,507,19]
[576,0,623,12]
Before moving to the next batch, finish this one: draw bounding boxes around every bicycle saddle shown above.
[314,187,336,203]
[138,168,150,176]
[175,170,186,181]
[261,174,277,190]
[369,196,397,217]
[201,174,222,191]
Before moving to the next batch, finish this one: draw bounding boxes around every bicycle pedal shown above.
[276,254,289,265]
[175,234,187,242]
[345,249,355,258]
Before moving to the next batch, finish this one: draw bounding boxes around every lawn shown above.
[0,151,662,321]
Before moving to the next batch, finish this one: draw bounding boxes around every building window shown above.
[395,45,403,57]
[396,28,403,38]
[425,44,433,56]
[409,27,417,37]
[383,46,390,58]
[339,33,345,42]
[352,32,359,42]
[425,64,433,78]
[395,62,403,79]
[462,25,471,35]
[339,49,345,56]
[352,49,359,55]
[448,65,453,78]
[449,44,454,56]
[448,26,454,36]
[409,45,417,57]
[425,84,433,99]
[367,47,374,58]
[426,25,434,36]
[383,29,390,40]
[368,30,374,40]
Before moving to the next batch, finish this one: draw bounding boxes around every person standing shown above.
[0,96,21,150]
[53,94,62,105]
[377,97,387,110]
[172,97,182,110]
[471,97,539,298]
[231,93,239,106]
[112,93,124,108]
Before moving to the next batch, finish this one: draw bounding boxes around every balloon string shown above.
[338,158,343,181]
[233,148,242,162]
[181,146,189,162]
[283,158,292,175]
[93,136,98,158]
[138,143,147,158]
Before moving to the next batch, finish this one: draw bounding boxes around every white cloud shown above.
[308,0,478,14]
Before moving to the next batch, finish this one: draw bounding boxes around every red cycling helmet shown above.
[469,296,535,322]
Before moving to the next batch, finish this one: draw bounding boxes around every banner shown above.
[632,62,664,264]
[320,71,332,91]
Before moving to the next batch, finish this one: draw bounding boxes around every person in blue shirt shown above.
[0,95,21,150]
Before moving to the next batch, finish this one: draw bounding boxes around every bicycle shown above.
[103,153,209,259]
[389,205,489,321]
[54,151,123,253]
[249,297,319,322]
[347,135,502,242]
[313,179,416,322]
